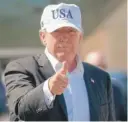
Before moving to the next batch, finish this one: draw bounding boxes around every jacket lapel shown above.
[83,63,100,121]
[37,54,55,79]
[36,54,68,120]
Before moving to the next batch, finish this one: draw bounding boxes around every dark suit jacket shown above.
[4,54,115,121]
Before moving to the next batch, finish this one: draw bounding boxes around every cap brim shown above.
[45,22,82,33]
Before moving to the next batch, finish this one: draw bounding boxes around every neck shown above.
[68,58,77,72]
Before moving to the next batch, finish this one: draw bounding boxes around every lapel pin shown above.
[91,78,95,83]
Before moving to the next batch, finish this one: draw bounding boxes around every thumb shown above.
[60,61,68,75]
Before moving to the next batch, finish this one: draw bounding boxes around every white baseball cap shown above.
[40,3,83,33]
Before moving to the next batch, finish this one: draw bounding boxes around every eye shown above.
[69,30,77,35]
[53,30,59,33]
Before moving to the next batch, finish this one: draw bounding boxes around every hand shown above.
[48,61,68,95]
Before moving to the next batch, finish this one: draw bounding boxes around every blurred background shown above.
[0,0,127,121]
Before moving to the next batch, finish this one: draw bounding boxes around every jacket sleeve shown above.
[107,73,116,121]
[4,60,53,121]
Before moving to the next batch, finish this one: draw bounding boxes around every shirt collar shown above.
[45,48,84,73]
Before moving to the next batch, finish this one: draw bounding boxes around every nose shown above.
[59,34,69,42]
[60,37,68,42]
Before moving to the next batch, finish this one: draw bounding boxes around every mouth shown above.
[57,45,68,49]
[57,43,70,48]
[58,47,70,52]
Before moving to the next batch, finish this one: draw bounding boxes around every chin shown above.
[57,53,69,62]
[57,53,74,63]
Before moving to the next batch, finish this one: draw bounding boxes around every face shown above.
[40,27,82,63]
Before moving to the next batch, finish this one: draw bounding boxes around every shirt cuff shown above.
[43,79,56,107]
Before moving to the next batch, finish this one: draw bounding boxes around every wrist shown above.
[48,78,54,95]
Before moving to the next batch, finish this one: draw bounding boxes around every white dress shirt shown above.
[43,48,90,121]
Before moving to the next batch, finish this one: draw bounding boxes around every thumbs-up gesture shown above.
[48,61,69,95]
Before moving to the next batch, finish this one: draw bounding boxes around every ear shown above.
[79,32,83,43]
[39,30,47,46]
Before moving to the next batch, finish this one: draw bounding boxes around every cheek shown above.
[73,42,80,54]
[47,41,56,50]
[72,36,80,47]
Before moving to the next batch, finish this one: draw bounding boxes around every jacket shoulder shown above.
[82,62,109,77]
[5,54,41,73]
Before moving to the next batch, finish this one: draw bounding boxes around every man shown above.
[86,51,127,121]
[4,3,115,121]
